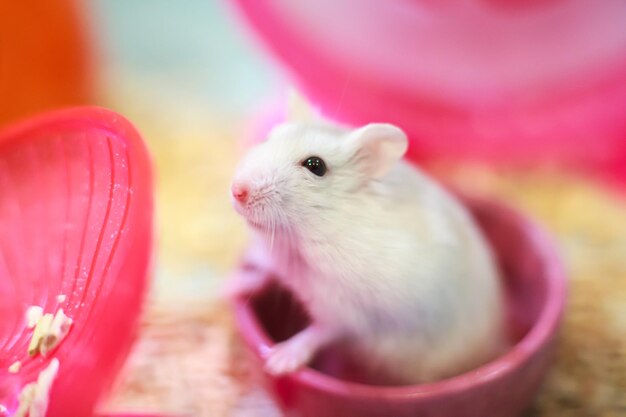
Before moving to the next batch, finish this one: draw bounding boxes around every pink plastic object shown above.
[0,108,153,417]
[233,196,567,417]
[231,0,626,185]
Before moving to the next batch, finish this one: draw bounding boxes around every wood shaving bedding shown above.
[25,306,43,330]
[27,308,72,357]
[14,359,60,417]
[8,361,21,374]
[100,89,626,417]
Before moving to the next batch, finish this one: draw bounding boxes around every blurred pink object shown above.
[231,0,626,186]
[0,108,153,417]
[233,195,567,417]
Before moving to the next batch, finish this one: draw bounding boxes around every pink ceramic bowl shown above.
[233,195,567,417]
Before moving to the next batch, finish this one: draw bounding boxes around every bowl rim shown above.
[233,196,567,400]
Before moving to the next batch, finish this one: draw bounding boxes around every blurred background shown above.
[0,1,624,416]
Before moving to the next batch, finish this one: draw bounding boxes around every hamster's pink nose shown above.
[231,183,249,203]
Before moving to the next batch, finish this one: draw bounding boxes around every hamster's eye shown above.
[302,156,327,177]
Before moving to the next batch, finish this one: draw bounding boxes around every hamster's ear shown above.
[346,124,408,178]
[268,122,299,139]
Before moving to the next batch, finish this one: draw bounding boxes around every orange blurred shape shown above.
[0,0,93,126]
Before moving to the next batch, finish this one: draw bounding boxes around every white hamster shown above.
[228,121,506,384]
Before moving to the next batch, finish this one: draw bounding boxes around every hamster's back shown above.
[326,160,507,383]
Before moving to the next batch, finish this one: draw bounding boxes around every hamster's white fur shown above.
[230,122,506,384]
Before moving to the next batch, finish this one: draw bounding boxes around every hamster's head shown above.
[230,122,407,234]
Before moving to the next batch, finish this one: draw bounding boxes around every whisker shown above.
[269,210,276,252]
[281,211,297,275]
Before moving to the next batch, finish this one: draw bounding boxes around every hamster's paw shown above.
[263,339,314,375]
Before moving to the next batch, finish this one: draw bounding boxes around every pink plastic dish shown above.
[0,108,153,417]
[233,195,567,417]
